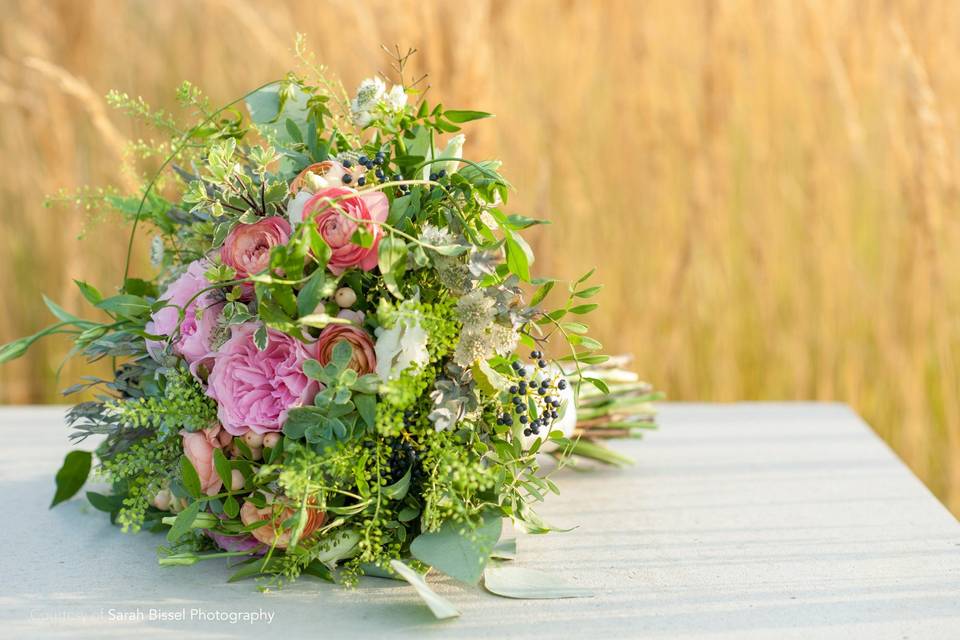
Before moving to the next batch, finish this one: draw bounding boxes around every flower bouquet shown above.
[1,44,658,618]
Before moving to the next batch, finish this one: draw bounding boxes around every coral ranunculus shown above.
[239,500,325,549]
[205,323,321,436]
[220,216,291,278]
[314,324,377,375]
[303,187,388,275]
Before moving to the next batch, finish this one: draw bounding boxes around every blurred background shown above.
[1,0,959,516]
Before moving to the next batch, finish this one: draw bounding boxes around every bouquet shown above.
[2,44,658,618]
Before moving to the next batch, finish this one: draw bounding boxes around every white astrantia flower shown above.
[351,77,386,127]
[374,311,430,382]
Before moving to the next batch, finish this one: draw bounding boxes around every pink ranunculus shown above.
[181,425,225,496]
[220,216,291,278]
[146,259,224,364]
[314,324,377,375]
[205,323,321,436]
[303,187,388,275]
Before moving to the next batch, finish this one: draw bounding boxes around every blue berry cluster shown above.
[496,350,567,438]
[340,150,387,187]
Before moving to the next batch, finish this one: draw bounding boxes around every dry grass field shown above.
[1,0,959,516]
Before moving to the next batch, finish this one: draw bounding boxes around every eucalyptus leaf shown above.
[409,511,502,584]
[388,560,460,620]
[483,565,593,599]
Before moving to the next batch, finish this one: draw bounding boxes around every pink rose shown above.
[146,259,223,364]
[206,323,321,436]
[220,216,291,278]
[181,425,227,496]
[314,324,377,375]
[303,187,388,275]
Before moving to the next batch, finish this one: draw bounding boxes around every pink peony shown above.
[220,216,291,278]
[205,323,321,436]
[314,324,377,375]
[146,259,223,364]
[181,425,228,497]
[303,187,388,275]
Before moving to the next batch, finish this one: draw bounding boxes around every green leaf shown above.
[296,269,328,318]
[574,285,603,298]
[388,560,460,620]
[167,500,202,543]
[213,447,232,489]
[378,236,407,298]
[576,267,596,284]
[96,294,150,319]
[50,451,92,508]
[472,359,510,395]
[583,376,610,394]
[180,455,202,498]
[383,465,412,500]
[74,280,103,304]
[504,214,549,229]
[354,393,377,429]
[569,303,599,315]
[86,491,123,513]
[410,510,502,584]
[253,325,269,351]
[483,565,593,599]
[529,280,556,307]
[43,295,81,323]
[223,495,240,518]
[442,109,493,123]
[504,235,532,282]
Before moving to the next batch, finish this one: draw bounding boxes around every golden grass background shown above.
[1,0,959,516]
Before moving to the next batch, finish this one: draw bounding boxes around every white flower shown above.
[418,223,456,248]
[351,77,386,127]
[374,313,429,382]
[352,77,385,111]
[385,84,408,111]
[423,134,465,180]
[286,189,314,226]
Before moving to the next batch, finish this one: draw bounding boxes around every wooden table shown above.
[2,403,958,639]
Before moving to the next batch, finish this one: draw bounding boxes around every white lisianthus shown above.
[423,134,465,180]
[384,84,408,111]
[374,313,430,382]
